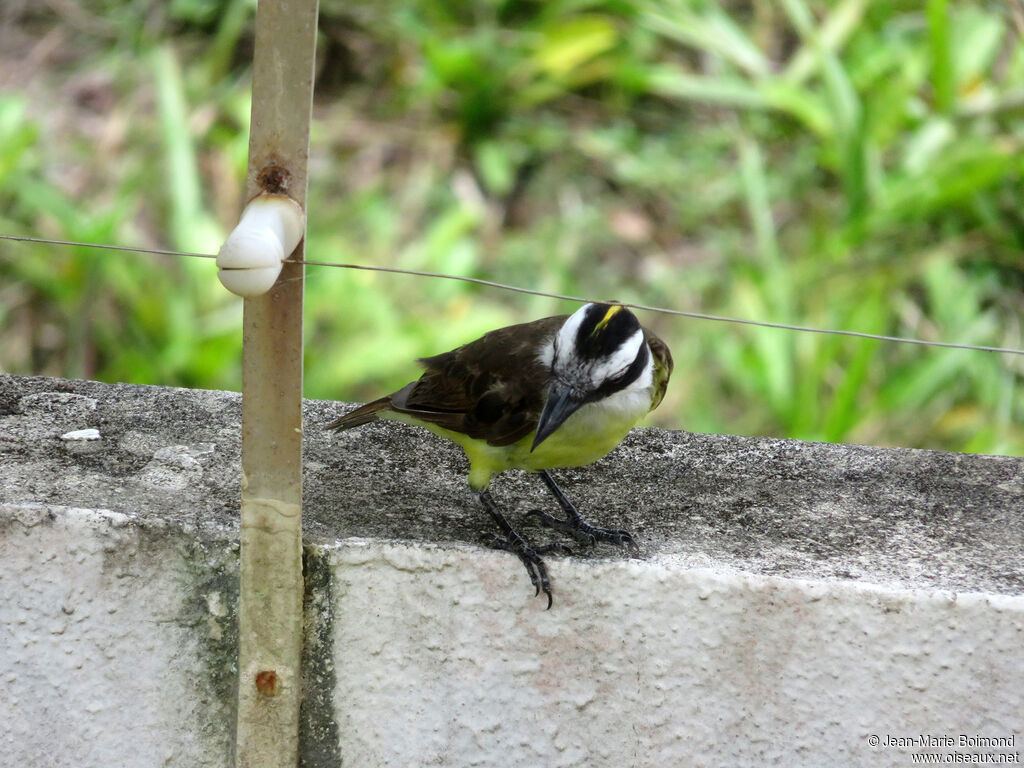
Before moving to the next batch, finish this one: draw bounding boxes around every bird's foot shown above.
[488,533,570,610]
[533,470,639,552]
[525,509,638,551]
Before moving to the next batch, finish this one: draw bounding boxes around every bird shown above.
[327,302,673,607]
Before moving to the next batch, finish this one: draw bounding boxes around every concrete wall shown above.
[1,374,1022,767]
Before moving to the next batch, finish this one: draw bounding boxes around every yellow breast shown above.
[394,386,652,490]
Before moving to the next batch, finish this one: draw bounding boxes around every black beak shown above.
[531,382,585,452]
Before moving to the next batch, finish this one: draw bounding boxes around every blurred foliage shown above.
[0,0,1022,454]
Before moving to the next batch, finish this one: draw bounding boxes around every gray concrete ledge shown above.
[1,374,1022,767]
[3,373,1021,594]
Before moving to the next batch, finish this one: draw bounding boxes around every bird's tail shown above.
[326,397,392,432]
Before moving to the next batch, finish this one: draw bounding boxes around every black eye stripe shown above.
[588,342,650,402]
[574,305,641,359]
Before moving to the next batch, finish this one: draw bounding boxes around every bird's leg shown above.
[475,489,566,609]
[526,470,638,551]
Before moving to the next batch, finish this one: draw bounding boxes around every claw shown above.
[530,471,640,553]
[528,508,636,550]
[479,491,557,608]
[527,508,597,546]
[492,534,554,608]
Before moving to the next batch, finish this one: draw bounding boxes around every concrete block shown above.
[1,374,1022,767]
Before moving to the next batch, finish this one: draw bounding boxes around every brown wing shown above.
[388,315,566,447]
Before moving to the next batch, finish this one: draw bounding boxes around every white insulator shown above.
[216,194,305,297]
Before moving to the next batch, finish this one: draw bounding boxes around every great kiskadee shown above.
[328,302,673,607]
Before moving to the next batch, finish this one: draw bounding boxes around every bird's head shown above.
[532,303,652,451]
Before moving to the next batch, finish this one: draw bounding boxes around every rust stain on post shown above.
[255,670,279,697]
[235,0,319,767]
[256,165,292,195]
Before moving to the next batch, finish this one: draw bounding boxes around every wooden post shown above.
[235,1,318,766]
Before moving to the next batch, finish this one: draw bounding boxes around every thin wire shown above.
[3,233,1023,356]
[0,234,217,260]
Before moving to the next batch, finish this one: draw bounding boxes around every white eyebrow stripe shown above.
[603,328,645,375]
[553,303,594,365]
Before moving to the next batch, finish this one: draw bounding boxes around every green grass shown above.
[1,0,1022,455]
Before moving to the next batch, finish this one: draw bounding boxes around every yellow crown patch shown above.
[592,304,623,335]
